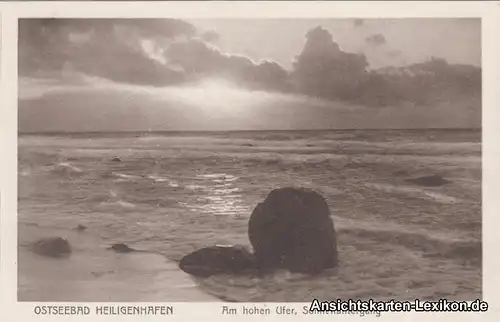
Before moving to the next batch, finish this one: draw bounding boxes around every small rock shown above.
[405,174,451,187]
[32,237,72,258]
[111,157,122,162]
[109,243,136,253]
[74,224,87,232]
[179,245,256,277]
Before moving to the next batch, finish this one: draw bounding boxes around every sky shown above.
[188,18,481,70]
[18,18,481,132]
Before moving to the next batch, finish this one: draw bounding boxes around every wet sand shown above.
[18,225,219,302]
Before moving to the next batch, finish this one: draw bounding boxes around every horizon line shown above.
[18,127,482,135]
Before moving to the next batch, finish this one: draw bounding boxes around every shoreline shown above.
[18,224,220,302]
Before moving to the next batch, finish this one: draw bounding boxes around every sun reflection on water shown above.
[180,173,249,216]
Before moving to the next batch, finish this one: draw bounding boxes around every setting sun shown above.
[166,79,261,111]
[187,79,240,104]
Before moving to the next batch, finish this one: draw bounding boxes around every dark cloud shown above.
[291,26,480,107]
[358,57,481,106]
[165,39,290,91]
[19,18,290,91]
[365,33,387,47]
[19,19,481,109]
[19,18,196,86]
[291,26,369,100]
[353,19,364,27]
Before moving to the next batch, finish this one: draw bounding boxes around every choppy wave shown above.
[113,173,142,180]
[48,162,85,176]
[98,200,136,209]
[334,216,481,262]
[365,183,460,204]
[147,175,168,182]
[18,130,482,302]
[339,226,480,263]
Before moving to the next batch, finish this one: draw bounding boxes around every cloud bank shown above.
[19,18,481,109]
[19,19,198,86]
[19,18,290,92]
[166,38,291,92]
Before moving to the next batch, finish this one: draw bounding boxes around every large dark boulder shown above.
[31,237,72,258]
[248,187,338,274]
[179,245,256,277]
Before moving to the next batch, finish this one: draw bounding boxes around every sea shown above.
[18,129,482,302]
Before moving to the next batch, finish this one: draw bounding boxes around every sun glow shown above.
[166,79,261,111]
[189,79,239,104]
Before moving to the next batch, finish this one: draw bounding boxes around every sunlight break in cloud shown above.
[17,18,481,132]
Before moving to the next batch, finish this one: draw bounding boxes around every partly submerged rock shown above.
[109,243,136,253]
[405,174,451,187]
[74,224,87,232]
[111,157,122,162]
[248,187,338,274]
[179,245,256,277]
[32,237,72,258]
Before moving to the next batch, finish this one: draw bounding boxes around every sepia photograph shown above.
[17,17,482,302]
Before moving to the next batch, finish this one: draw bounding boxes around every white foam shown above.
[115,200,136,208]
[148,175,168,182]
[185,184,205,191]
[365,182,459,204]
[99,200,136,209]
[57,162,83,173]
[196,173,227,179]
[113,173,142,180]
